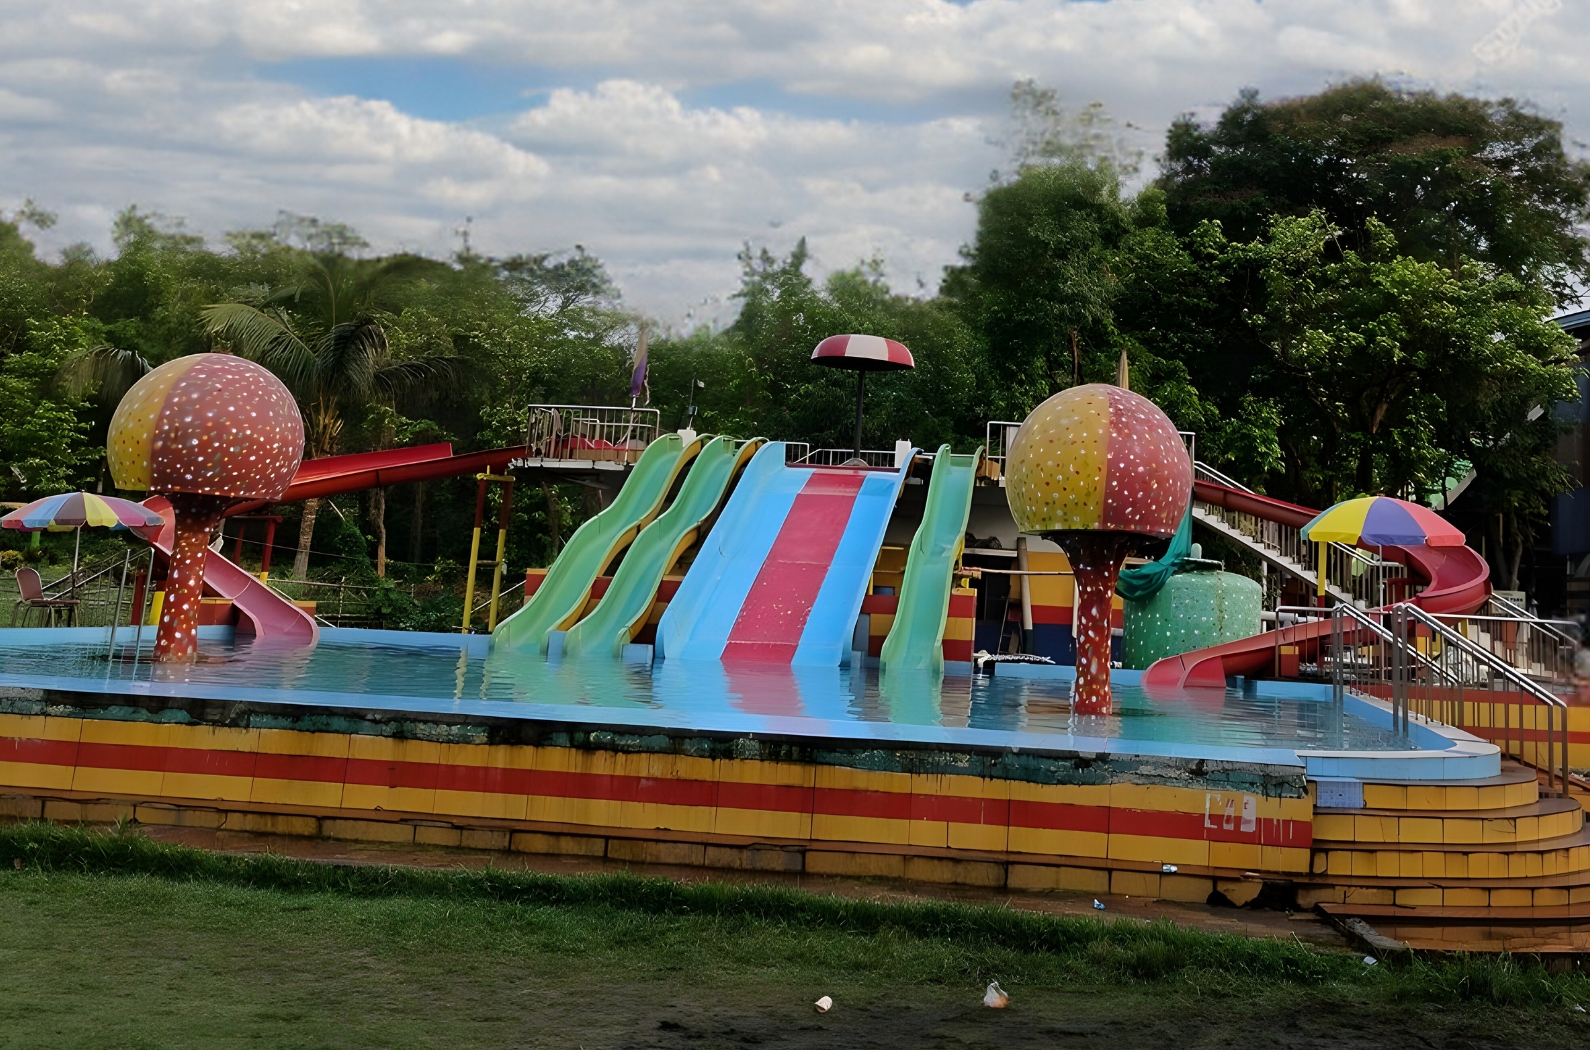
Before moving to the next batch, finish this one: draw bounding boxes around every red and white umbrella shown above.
[810,334,915,372]
[810,335,915,460]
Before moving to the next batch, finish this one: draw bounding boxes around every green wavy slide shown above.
[493,433,701,653]
[879,444,983,673]
[563,436,763,659]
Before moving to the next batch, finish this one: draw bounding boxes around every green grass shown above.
[1,822,1588,1048]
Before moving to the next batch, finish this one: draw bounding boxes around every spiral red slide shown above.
[1140,480,1491,690]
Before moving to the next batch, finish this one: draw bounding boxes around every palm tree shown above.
[202,254,461,578]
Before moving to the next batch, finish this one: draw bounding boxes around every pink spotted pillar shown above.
[1057,533,1133,715]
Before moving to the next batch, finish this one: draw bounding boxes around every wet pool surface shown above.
[0,636,1417,755]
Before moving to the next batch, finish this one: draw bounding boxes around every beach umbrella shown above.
[2,492,165,581]
[1299,496,1465,598]
[810,334,914,461]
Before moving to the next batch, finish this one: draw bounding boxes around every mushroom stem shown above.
[1056,532,1133,715]
[152,494,230,664]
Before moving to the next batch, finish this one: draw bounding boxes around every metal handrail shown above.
[1397,602,1569,796]
[1484,593,1581,646]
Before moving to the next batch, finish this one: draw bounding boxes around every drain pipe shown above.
[1017,536,1034,654]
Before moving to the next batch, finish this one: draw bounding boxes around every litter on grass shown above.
[983,982,1009,1009]
[1092,899,1106,910]
[814,996,833,1013]
[1363,956,1378,966]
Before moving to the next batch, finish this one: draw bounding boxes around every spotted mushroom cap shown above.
[1005,384,1191,539]
[107,354,305,500]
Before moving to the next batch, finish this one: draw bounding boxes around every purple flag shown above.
[629,326,649,403]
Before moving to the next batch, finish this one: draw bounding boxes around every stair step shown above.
[1313,796,1582,846]
[1316,763,1540,812]
[1310,826,1590,880]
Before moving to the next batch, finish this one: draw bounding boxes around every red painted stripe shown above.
[0,737,78,766]
[255,752,350,783]
[723,470,864,663]
[1009,799,1112,835]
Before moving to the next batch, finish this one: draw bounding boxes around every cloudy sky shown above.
[1,1,1586,325]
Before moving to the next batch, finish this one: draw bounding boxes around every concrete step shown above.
[1312,763,1541,813]
[1190,508,1357,605]
[1313,796,1582,847]
[1310,825,1590,882]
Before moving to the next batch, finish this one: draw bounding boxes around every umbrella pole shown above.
[71,527,81,603]
[1317,541,1326,605]
[852,370,866,461]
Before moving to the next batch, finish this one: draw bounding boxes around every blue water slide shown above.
[791,452,917,665]
[655,442,801,662]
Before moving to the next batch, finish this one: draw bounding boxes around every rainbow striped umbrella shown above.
[1300,496,1465,548]
[2,492,164,533]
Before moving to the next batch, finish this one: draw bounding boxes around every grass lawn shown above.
[0,824,1588,1048]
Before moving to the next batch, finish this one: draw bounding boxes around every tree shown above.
[1159,80,1590,305]
[202,252,462,577]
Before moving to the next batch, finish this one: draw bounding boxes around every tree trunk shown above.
[541,481,562,556]
[368,486,387,577]
[293,497,320,578]
[409,482,424,564]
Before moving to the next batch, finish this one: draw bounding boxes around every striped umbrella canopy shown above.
[2,492,165,533]
[810,334,915,372]
[1300,496,1465,548]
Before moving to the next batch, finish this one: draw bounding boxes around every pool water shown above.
[0,636,1416,754]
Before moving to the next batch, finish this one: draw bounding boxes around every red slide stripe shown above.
[723,470,864,663]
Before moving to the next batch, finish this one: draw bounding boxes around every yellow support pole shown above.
[461,475,489,633]
[1317,541,1327,602]
[486,475,515,632]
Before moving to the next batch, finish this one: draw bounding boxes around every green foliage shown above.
[1160,79,1590,305]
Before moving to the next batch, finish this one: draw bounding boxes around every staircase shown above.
[1300,762,1590,951]
[1189,463,1383,606]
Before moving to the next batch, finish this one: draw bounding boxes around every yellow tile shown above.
[811,813,910,845]
[1395,887,1442,907]
[1110,870,1159,897]
[1443,887,1488,907]
[256,727,350,759]
[947,821,1007,853]
[1108,833,1209,867]
[714,807,810,841]
[1447,786,1480,809]
[1374,851,1400,878]
[1404,785,1443,810]
[250,776,344,810]
[1209,842,1262,870]
[1313,813,1353,840]
[433,789,529,822]
[1325,850,1351,875]
[716,758,814,788]
[1055,865,1107,892]
[814,764,908,794]
[162,772,252,803]
[1362,784,1406,809]
[1444,819,1481,845]
[1396,851,1424,878]
[1400,817,1442,844]
[78,719,165,748]
[165,724,257,753]
[0,761,74,792]
[1535,888,1570,907]
[1481,818,1517,844]
[1005,826,1107,859]
[1490,888,1531,908]
[1262,846,1309,873]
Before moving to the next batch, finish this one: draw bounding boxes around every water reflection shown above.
[0,637,1414,753]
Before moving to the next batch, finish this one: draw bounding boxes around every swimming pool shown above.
[0,628,1414,754]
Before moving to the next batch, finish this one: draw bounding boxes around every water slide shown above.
[562,436,763,658]
[494,433,702,653]
[1142,479,1491,689]
[137,496,318,645]
[657,442,918,665]
[878,445,982,673]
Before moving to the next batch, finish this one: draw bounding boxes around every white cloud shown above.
[0,0,1586,323]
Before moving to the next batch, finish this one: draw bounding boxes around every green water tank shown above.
[1122,549,1262,670]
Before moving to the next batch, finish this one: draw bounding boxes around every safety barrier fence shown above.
[524,405,660,464]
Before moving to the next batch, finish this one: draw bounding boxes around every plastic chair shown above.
[11,567,78,627]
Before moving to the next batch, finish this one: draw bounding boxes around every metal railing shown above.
[788,447,924,468]
[1284,603,1571,796]
[524,404,661,464]
[1192,462,1395,607]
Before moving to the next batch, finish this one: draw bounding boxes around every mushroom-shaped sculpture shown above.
[107,354,304,663]
[1005,384,1191,714]
[811,335,914,461]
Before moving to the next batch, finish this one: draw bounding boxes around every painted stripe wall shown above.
[0,712,1311,871]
